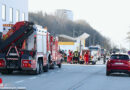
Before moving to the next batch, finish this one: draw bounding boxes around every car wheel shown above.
[128,73,130,77]
[106,70,111,76]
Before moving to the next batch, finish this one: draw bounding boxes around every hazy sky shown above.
[29,0,130,49]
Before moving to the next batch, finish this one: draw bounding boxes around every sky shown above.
[29,0,130,49]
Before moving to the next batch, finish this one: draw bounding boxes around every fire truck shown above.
[0,21,62,74]
[89,45,101,64]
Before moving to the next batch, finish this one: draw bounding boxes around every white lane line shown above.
[29,77,37,80]
[15,80,24,84]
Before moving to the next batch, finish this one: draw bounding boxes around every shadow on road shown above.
[1,71,35,76]
[0,67,60,76]
[109,73,130,77]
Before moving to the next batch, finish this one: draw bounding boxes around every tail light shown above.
[0,59,5,67]
[107,60,111,67]
[22,60,31,68]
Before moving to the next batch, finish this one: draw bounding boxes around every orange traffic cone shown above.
[0,78,4,88]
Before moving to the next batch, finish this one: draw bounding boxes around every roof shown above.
[58,33,90,42]
[76,33,90,40]
[58,34,76,42]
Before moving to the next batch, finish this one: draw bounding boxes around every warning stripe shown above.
[3,24,14,27]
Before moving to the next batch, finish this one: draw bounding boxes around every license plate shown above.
[114,63,124,65]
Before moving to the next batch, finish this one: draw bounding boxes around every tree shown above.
[29,12,112,50]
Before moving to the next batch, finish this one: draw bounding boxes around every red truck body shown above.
[0,21,62,74]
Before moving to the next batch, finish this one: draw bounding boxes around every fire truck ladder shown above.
[0,22,34,52]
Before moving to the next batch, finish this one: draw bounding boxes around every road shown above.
[1,60,130,90]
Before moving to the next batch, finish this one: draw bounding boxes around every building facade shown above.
[55,9,73,21]
[0,0,28,32]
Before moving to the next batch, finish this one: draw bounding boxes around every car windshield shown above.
[110,55,129,60]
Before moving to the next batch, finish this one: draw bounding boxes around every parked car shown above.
[106,53,130,76]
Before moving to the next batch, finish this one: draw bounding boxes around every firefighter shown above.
[84,51,89,64]
[67,50,72,64]
[63,50,67,63]
[103,53,106,64]
[73,51,79,64]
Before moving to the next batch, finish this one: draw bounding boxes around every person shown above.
[103,53,106,64]
[84,51,89,64]
[63,50,67,63]
[73,51,79,64]
[67,50,72,64]
[70,51,73,64]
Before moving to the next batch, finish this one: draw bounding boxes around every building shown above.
[0,0,28,32]
[58,34,76,54]
[55,9,73,21]
[58,33,89,54]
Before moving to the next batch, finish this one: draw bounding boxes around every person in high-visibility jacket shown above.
[73,51,79,64]
[64,53,67,63]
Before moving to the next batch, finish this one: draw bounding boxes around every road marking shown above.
[15,80,24,84]
[29,77,37,80]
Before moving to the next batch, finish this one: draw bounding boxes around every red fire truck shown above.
[0,21,62,75]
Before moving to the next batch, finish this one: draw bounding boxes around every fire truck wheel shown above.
[43,64,48,72]
[39,61,43,74]
[33,61,40,75]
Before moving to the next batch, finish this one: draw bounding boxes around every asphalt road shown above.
[1,60,130,90]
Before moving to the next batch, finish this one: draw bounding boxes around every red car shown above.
[106,53,130,76]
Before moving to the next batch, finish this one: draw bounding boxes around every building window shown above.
[22,13,25,21]
[2,5,6,21]
[16,10,19,22]
[9,8,13,23]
